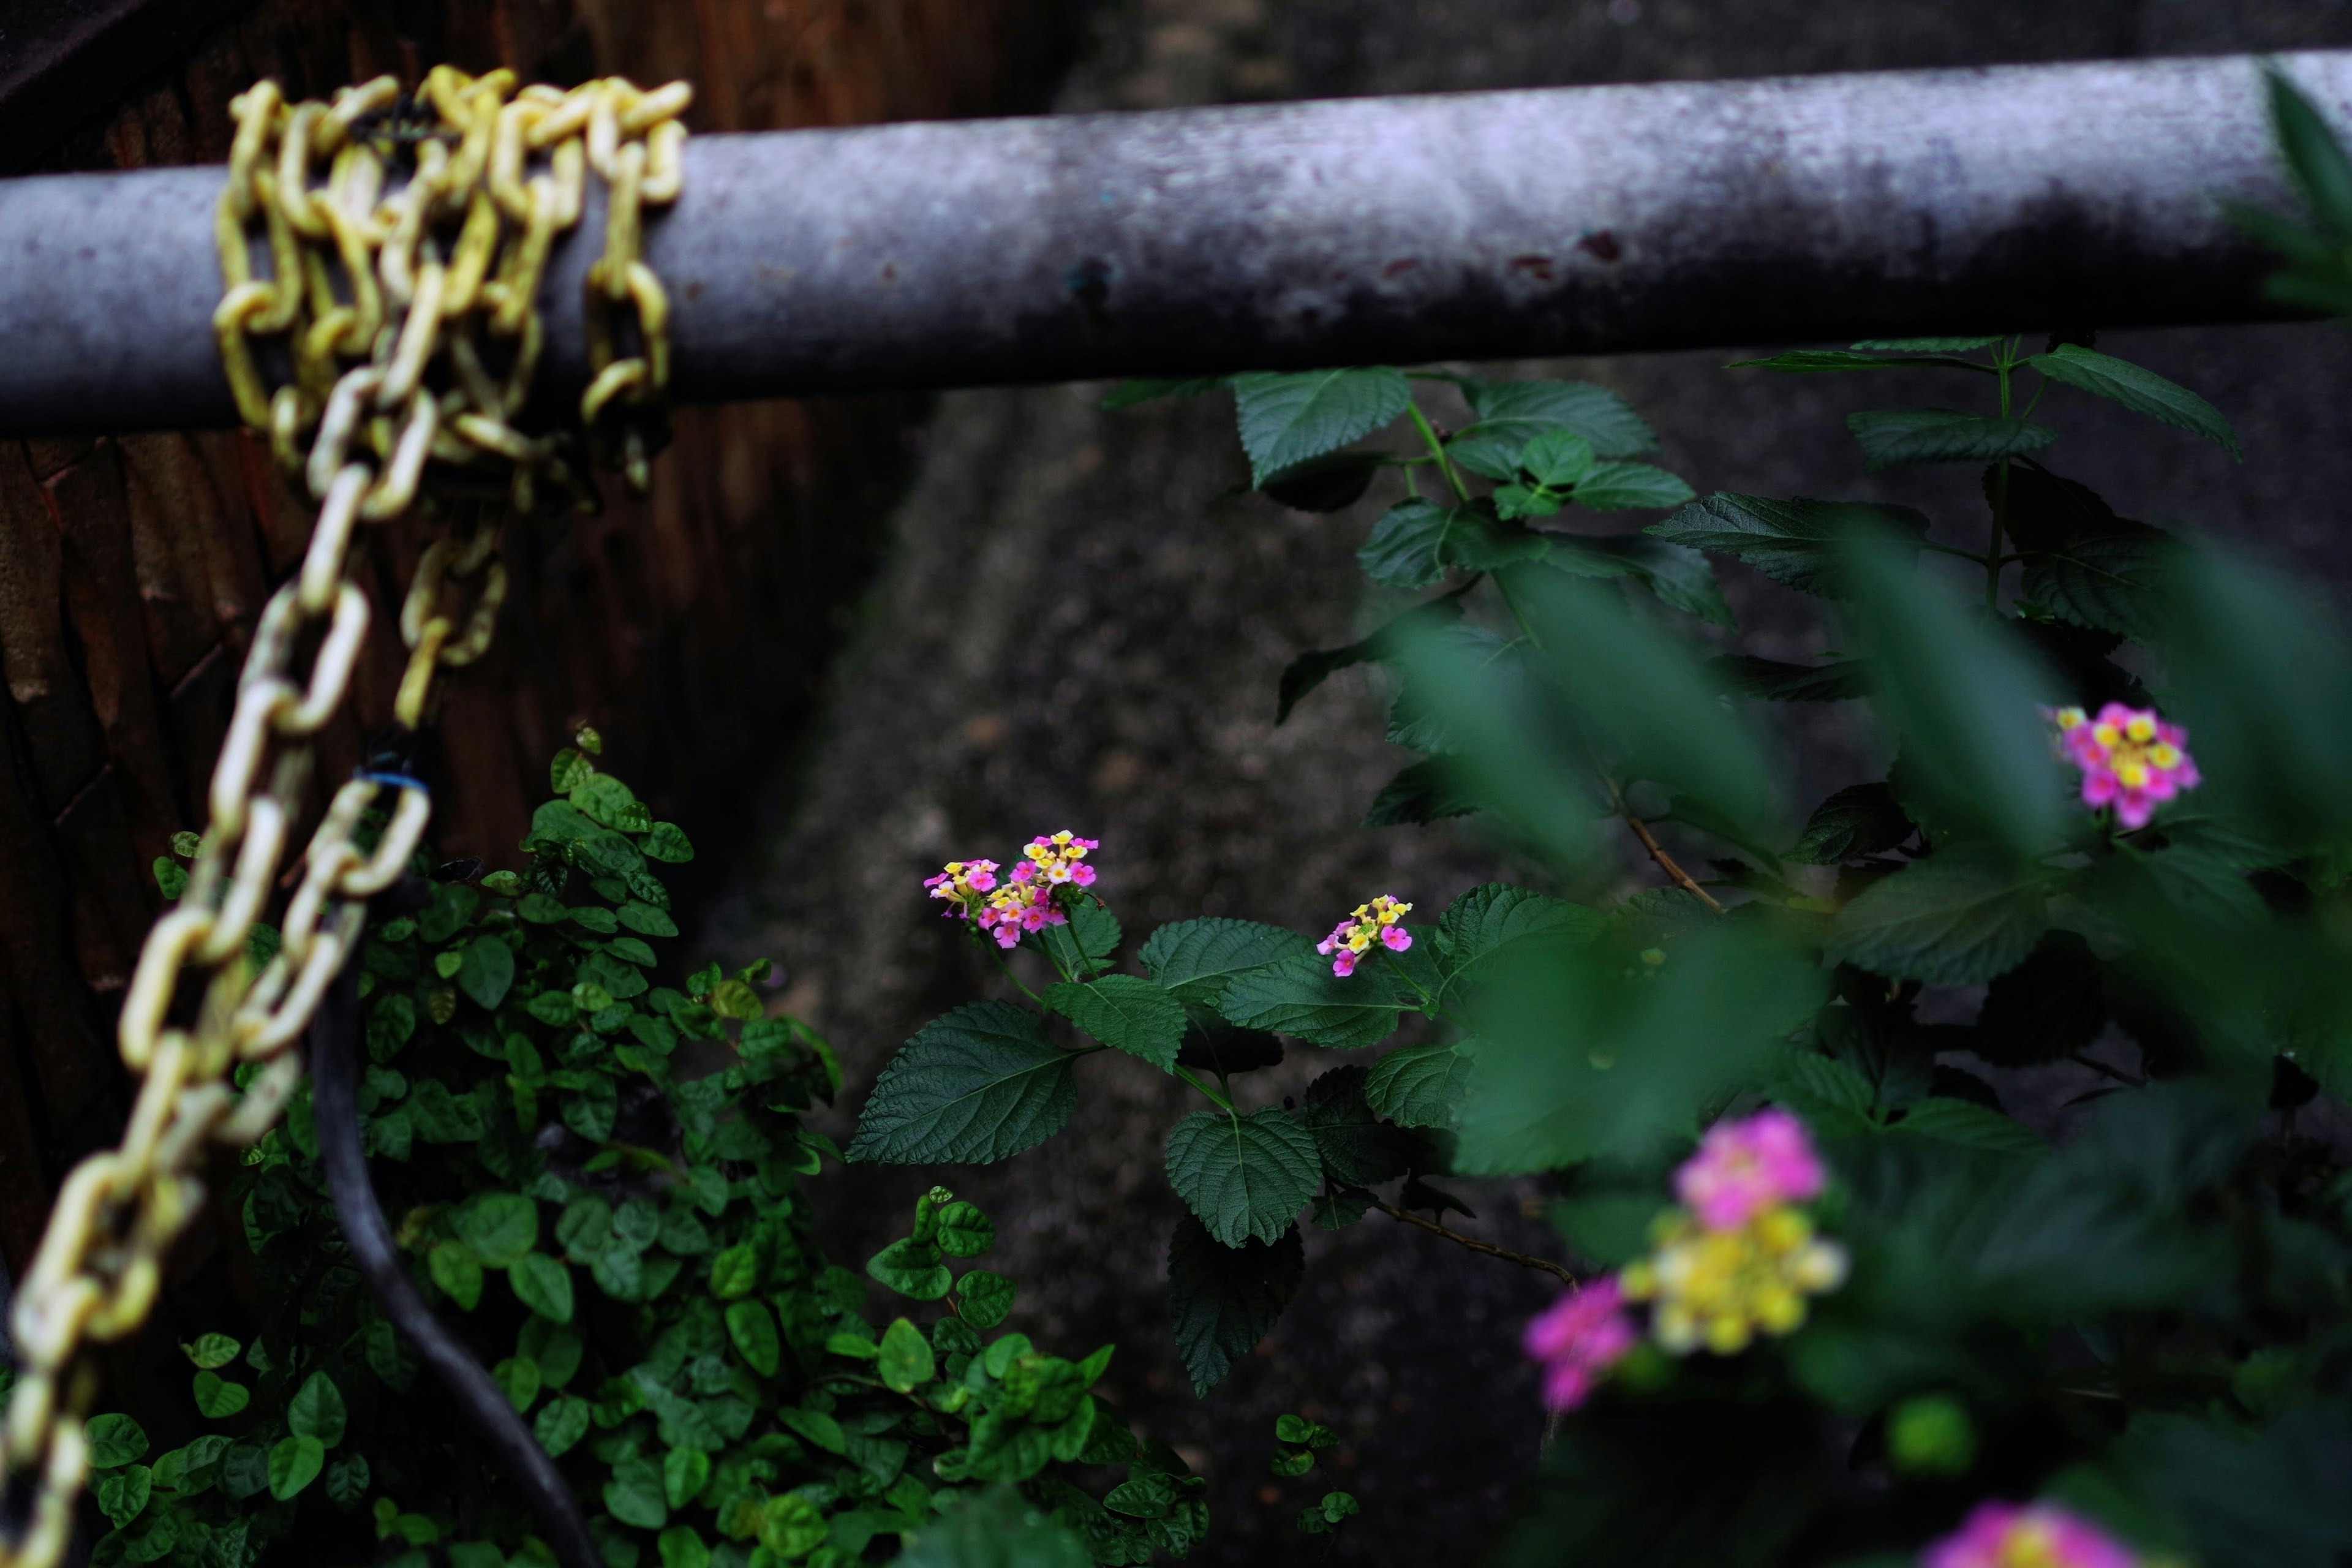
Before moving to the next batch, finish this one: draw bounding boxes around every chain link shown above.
[0,67,688,1566]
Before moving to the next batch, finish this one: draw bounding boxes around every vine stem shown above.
[1368,1197,1579,1287]
[1407,403,1472,502]
[1608,780,1727,914]
[1174,1065,1235,1113]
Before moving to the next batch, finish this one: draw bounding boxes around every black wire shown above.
[311,921,601,1568]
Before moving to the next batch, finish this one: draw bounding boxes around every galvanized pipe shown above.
[0,50,2346,435]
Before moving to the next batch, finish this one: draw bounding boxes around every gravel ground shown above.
[696,4,2352,1562]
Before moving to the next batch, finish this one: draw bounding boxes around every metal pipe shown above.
[1,50,2345,435]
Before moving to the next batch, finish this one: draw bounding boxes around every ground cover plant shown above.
[846,69,2352,1567]
[70,736,1196,1568]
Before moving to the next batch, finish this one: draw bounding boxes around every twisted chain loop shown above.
[0,67,687,1568]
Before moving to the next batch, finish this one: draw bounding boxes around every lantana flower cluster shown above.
[2049,703,2200,830]
[1317,894,1413,978]
[1522,1108,1846,1410]
[923,832,1099,950]
[1923,1501,2141,1568]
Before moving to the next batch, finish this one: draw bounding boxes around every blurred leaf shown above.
[1828,851,2049,986]
[2026,345,2240,458]
[2268,68,2352,239]
[1789,783,1914,864]
[900,1485,1092,1567]
[1232,369,1411,485]
[1259,450,1384,511]
[2124,1404,2352,1568]
[1275,592,1466,722]
[1543,537,1733,627]
[1462,379,1657,457]
[1294,1067,1415,1186]
[846,1004,1077,1164]
[1885,1097,2042,1155]
[1711,655,1866,703]
[1841,541,2065,855]
[1650,494,1928,597]
[1972,930,2105,1066]
[1995,464,2114,553]
[1362,757,1481,827]
[1166,1218,1303,1396]
[1847,410,2057,472]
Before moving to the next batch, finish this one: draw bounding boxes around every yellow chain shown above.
[0,68,688,1567]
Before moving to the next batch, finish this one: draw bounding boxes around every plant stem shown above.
[983,940,1043,1005]
[1368,1197,1579,1287]
[1608,780,1727,913]
[1175,1066,1234,1113]
[1408,404,1472,503]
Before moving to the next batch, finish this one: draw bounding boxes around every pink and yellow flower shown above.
[1317,894,1414,978]
[1521,1276,1638,1412]
[1675,1108,1826,1231]
[1923,1502,2139,1568]
[1619,1202,1848,1355]
[1023,831,1099,888]
[2050,703,2200,831]
[923,859,1001,917]
[977,876,1066,949]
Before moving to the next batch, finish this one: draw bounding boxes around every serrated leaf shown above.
[1436,883,1606,989]
[2021,520,2178,644]
[1294,1067,1413,1186]
[1164,1109,1321,1246]
[1364,1039,1473,1129]
[1520,428,1596,487]
[1828,853,2050,986]
[1569,461,1694,511]
[1772,1052,1877,1118]
[847,1003,1078,1164]
[1166,1216,1304,1396]
[1358,499,1534,589]
[1847,409,2057,472]
[1463,379,1656,456]
[1362,757,1480,827]
[1042,975,1185,1070]
[1260,449,1384,511]
[1789,783,1914,864]
[1232,368,1411,485]
[1649,493,1928,596]
[1542,534,1732,627]
[2027,344,2239,458]
[266,1435,325,1501]
[510,1253,574,1323]
[1218,951,1412,1050]
[288,1372,345,1446]
[1887,1097,2044,1153]
[1141,919,1316,1010]
[1711,654,1867,703]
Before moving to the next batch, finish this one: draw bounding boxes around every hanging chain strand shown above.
[0,68,687,1568]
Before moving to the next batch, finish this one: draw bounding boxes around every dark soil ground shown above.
[697,4,2352,1562]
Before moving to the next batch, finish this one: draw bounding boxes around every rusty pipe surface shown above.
[0,49,2345,434]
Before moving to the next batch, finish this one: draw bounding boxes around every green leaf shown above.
[323,1450,371,1509]
[898,1486,1091,1568]
[1365,1039,1473,1129]
[153,858,187,900]
[1218,951,1412,1050]
[1840,542,2066,856]
[91,1462,151,1526]
[1847,409,2057,472]
[1520,428,1596,487]
[1542,535,1732,627]
[846,1002,1078,1165]
[455,1192,538,1267]
[1711,654,1867,703]
[2020,519,2179,643]
[641,821,694,863]
[287,1372,346,1446]
[663,1447,710,1511]
[657,1526,710,1568]
[1362,756,1481,827]
[86,1414,148,1468]
[1232,368,1412,485]
[459,938,516,1009]
[1100,375,1229,410]
[1259,449,1385,512]
[1463,379,1657,457]
[429,1242,484,1310]
[570,773,650,832]
[1569,461,1694,511]
[509,1253,574,1323]
[708,1243,757,1298]
[1275,594,1467,723]
[1730,348,1992,373]
[1888,1097,2044,1154]
[191,1371,250,1419]
[1042,975,1186,1071]
[2027,344,2239,458]
[1789,783,1914,864]
[723,1300,780,1377]
[1294,1067,1412,1186]
[1827,852,2050,986]
[492,1355,540,1412]
[1973,930,2105,1066]
[1649,493,1928,597]
[935,1200,996,1258]
[1436,883,1605,988]
[1854,336,2003,351]
[366,992,417,1062]
[179,1333,240,1371]
[1358,499,1528,589]
[1167,1217,1303,1396]
[956,1269,1016,1329]
[605,1455,668,1529]
[266,1435,325,1501]
[878,1318,935,1393]
[1140,919,1314,1008]
[866,1237,952,1300]
[619,902,679,938]
[1164,1109,1321,1246]
[533,1396,590,1458]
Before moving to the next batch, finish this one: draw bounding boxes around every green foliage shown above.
[96,736,1193,1568]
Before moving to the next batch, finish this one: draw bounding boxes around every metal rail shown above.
[1,50,2346,435]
